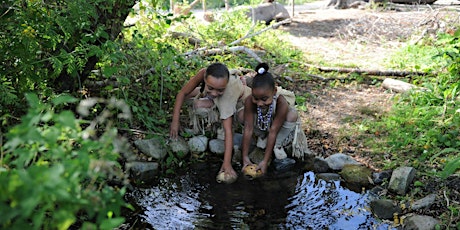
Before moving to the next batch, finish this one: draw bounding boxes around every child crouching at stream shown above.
[241,63,313,178]
[169,62,252,184]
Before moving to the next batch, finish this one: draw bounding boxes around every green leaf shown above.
[102,66,118,77]
[99,217,125,230]
[52,95,78,106]
[56,111,76,128]
[440,157,460,179]
[25,93,40,108]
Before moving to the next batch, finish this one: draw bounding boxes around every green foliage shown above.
[372,29,460,178]
[0,94,130,229]
[115,11,204,132]
[0,0,134,118]
[171,9,303,67]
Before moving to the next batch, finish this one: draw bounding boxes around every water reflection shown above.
[285,172,392,229]
[127,161,395,229]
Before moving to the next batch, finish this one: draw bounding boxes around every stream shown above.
[125,159,396,229]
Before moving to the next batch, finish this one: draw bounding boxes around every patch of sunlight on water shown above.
[127,162,396,229]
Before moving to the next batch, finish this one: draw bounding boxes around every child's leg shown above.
[189,95,218,135]
[193,97,214,109]
[273,121,296,159]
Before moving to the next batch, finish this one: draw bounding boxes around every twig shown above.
[443,190,450,207]
[118,128,167,136]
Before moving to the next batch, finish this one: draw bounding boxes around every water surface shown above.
[127,161,395,229]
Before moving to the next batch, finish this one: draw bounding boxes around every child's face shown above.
[251,86,276,109]
[204,75,228,99]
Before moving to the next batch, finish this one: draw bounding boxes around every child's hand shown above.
[220,163,237,179]
[242,156,253,170]
[257,160,269,174]
[169,121,180,140]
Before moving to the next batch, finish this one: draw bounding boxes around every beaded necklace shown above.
[256,97,275,131]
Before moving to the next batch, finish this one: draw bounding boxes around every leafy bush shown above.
[0,94,130,229]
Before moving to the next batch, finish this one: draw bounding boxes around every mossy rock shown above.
[339,164,372,187]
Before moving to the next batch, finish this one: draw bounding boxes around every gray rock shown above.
[126,161,159,182]
[324,153,360,170]
[169,137,189,158]
[233,133,243,148]
[246,2,290,24]
[388,166,416,195]
[313,157,330,173]
[188,135,208,153]
[249,147,265,163]
[372,170,392,184]
[368,186,386,200]
[411,194,436,211]
[232,145,242,164]
[134,138,166,160]
[316,173,342,182]
[209,139,225,155]
[369,199,402,220]
[403,214,440,230]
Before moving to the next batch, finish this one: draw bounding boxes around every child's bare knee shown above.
[286,109,298,122]
[194,98,214,108]
[237,110,245,124]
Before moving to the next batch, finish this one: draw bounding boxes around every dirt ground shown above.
[277,0,460,169]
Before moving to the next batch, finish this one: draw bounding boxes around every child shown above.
[241,63,311,176]
[170,62,252,183]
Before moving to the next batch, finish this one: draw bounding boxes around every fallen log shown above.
[303,64,428,77]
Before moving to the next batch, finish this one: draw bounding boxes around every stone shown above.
[273,158,296,172]
[313,157,330,173]
[209,139,225,155]
[249,147,265,163]
[245,2,290,24]
[388,166,416,195]
[188,135,208,153]
[369,199,402,220]
[134,138,166,160]
[316,173,341,182]
[126,161,159,183]
[169,137,189,158]
[324,153,360,171]
[372,170,392,184]
[403,214,440,230]
[339,164,373,187]
[411,194,436,211]
[232,145,242,164]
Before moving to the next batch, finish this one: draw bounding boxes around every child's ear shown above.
[273,86,278,95]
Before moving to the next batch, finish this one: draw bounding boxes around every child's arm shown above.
[169,68,206,139]
[219,116,237,177]
[242,97,256,168]
[259,96,290,173]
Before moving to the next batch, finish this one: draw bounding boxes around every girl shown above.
[170,62,252,183]
[241,63,311,176]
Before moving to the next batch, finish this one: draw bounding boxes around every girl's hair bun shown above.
[255,63,269,75]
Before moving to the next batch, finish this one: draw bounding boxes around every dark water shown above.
[126,160,396,230]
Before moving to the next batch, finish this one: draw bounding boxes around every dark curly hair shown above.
[252,63,275,91]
